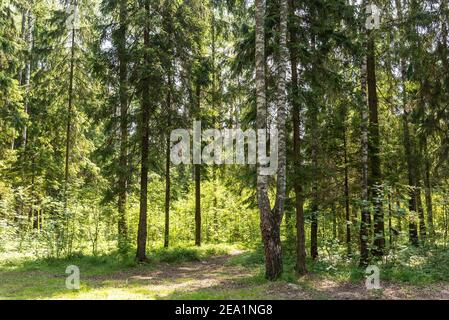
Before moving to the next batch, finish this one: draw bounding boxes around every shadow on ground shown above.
[2,245,449,299]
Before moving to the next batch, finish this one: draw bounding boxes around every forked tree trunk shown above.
[255,0,288,280]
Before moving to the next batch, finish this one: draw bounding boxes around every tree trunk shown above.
[343,126,351,257]
[164,91,171,248]
[211,10,219,241]
[403,113,419,246]
[117,0,128,251]
[359,53,370,267]
[20,7,33,223]
[396,195,402,232]
[423,140,434,238]
[417,187,426,241]
[310,102,319,261]
[22,8,32,157]
[194,81,201,247]
[195,163,201,246]
[332,203,337,240]
[255,0,288,280]
[163,13,174,248]
[65,1,76,194]
[136,0,151,262]
[366,29,385,256]
[270,0,288,278]
[388,193,392,246]
[255,0,274,278]
[396,0,421,248]
[308,32,319,261]
[400,51,420,246]
[441,0,449,72]
[288,0,306,275]
[17,8,26,85]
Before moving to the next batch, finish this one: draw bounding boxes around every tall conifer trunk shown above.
[366,27,385,256]
[359,53,370,266]
[117,0,129,251]
[195,83,201,247]
[136,0,151,262]
[288,0,306,275]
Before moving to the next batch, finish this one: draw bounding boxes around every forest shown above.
[1,0,449,300]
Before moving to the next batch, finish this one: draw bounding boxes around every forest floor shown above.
[2,244,449,299]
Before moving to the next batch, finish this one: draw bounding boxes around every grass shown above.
[380,246,449,284]
[227,242,449,285]
[149,243,236,263]
[0,243,244,299]
[1,242,449,299]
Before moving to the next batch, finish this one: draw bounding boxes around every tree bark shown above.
[396,195,402,232]
[417,186,426,241]
[423,140,434,238]
[403,113,419,246]
[255,0,274,278]
[195,83,201,247]
[332,203,337,240]
[396,0,419,246]
[359,53,370,267]
[117,0,128,251]
[163,10,174,248]
[343,125,351,257]
[255,0,288,280]
[136,0,151,262]
[388,193,392,246]
[310,36,319,261]
[366,29,385,256]
[65,1,76,194]
[288,0,306,275]
[399,49,422,244]
[310,137,319,260]
[210,9,219,241]
[195,163,201,246]
[164,89,171,248]
[22,8,32,157]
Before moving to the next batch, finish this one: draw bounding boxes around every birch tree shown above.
[255,0,288,280]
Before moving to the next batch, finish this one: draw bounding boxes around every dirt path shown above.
[86,252,449,300]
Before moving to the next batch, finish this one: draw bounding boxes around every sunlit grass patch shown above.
[149,243,238,263]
